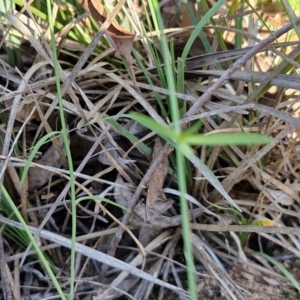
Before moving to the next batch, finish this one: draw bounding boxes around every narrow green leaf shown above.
[181,0,226,61]
[255,252,300,291]
[128,112,178,140]
[75,196,129,211]
[182,133,271,146]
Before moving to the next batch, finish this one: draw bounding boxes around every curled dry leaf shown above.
[28,137,66,190]
[77,0,135,60]
[137,199,172,246]
[115,176,181,225]
[114,176,203,229]
[132,203,203,229]
[146,138,169,211]
[3,96,42,123]
[132,201,177,228]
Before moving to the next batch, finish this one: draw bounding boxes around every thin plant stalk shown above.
[46,0,77,298]
[151,1,197,299]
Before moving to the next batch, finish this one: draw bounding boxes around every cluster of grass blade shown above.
[1,0,300,299]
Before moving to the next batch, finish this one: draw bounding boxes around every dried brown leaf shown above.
[146,138,169,210]
[138,199,173,246]
[28,137,66,190]
[132,203,203,229]
[77,0,135,59]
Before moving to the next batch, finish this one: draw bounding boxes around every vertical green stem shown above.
[151,0,197,299]
[46,1,76,298]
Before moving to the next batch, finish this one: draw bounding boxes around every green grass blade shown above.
[255,252,300,291]
[106,118,152,156]
[151,0,197,298]
[75,196,129,211]
[46,0,77,297]
[181,0,226,62]
[182,0,212,53]
[182,133,271,145]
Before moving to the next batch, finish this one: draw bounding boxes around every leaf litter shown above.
[1,1,300,299]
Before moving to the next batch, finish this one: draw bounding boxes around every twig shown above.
[190,223,300,234]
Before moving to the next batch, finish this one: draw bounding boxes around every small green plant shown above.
[114,109,270,300]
